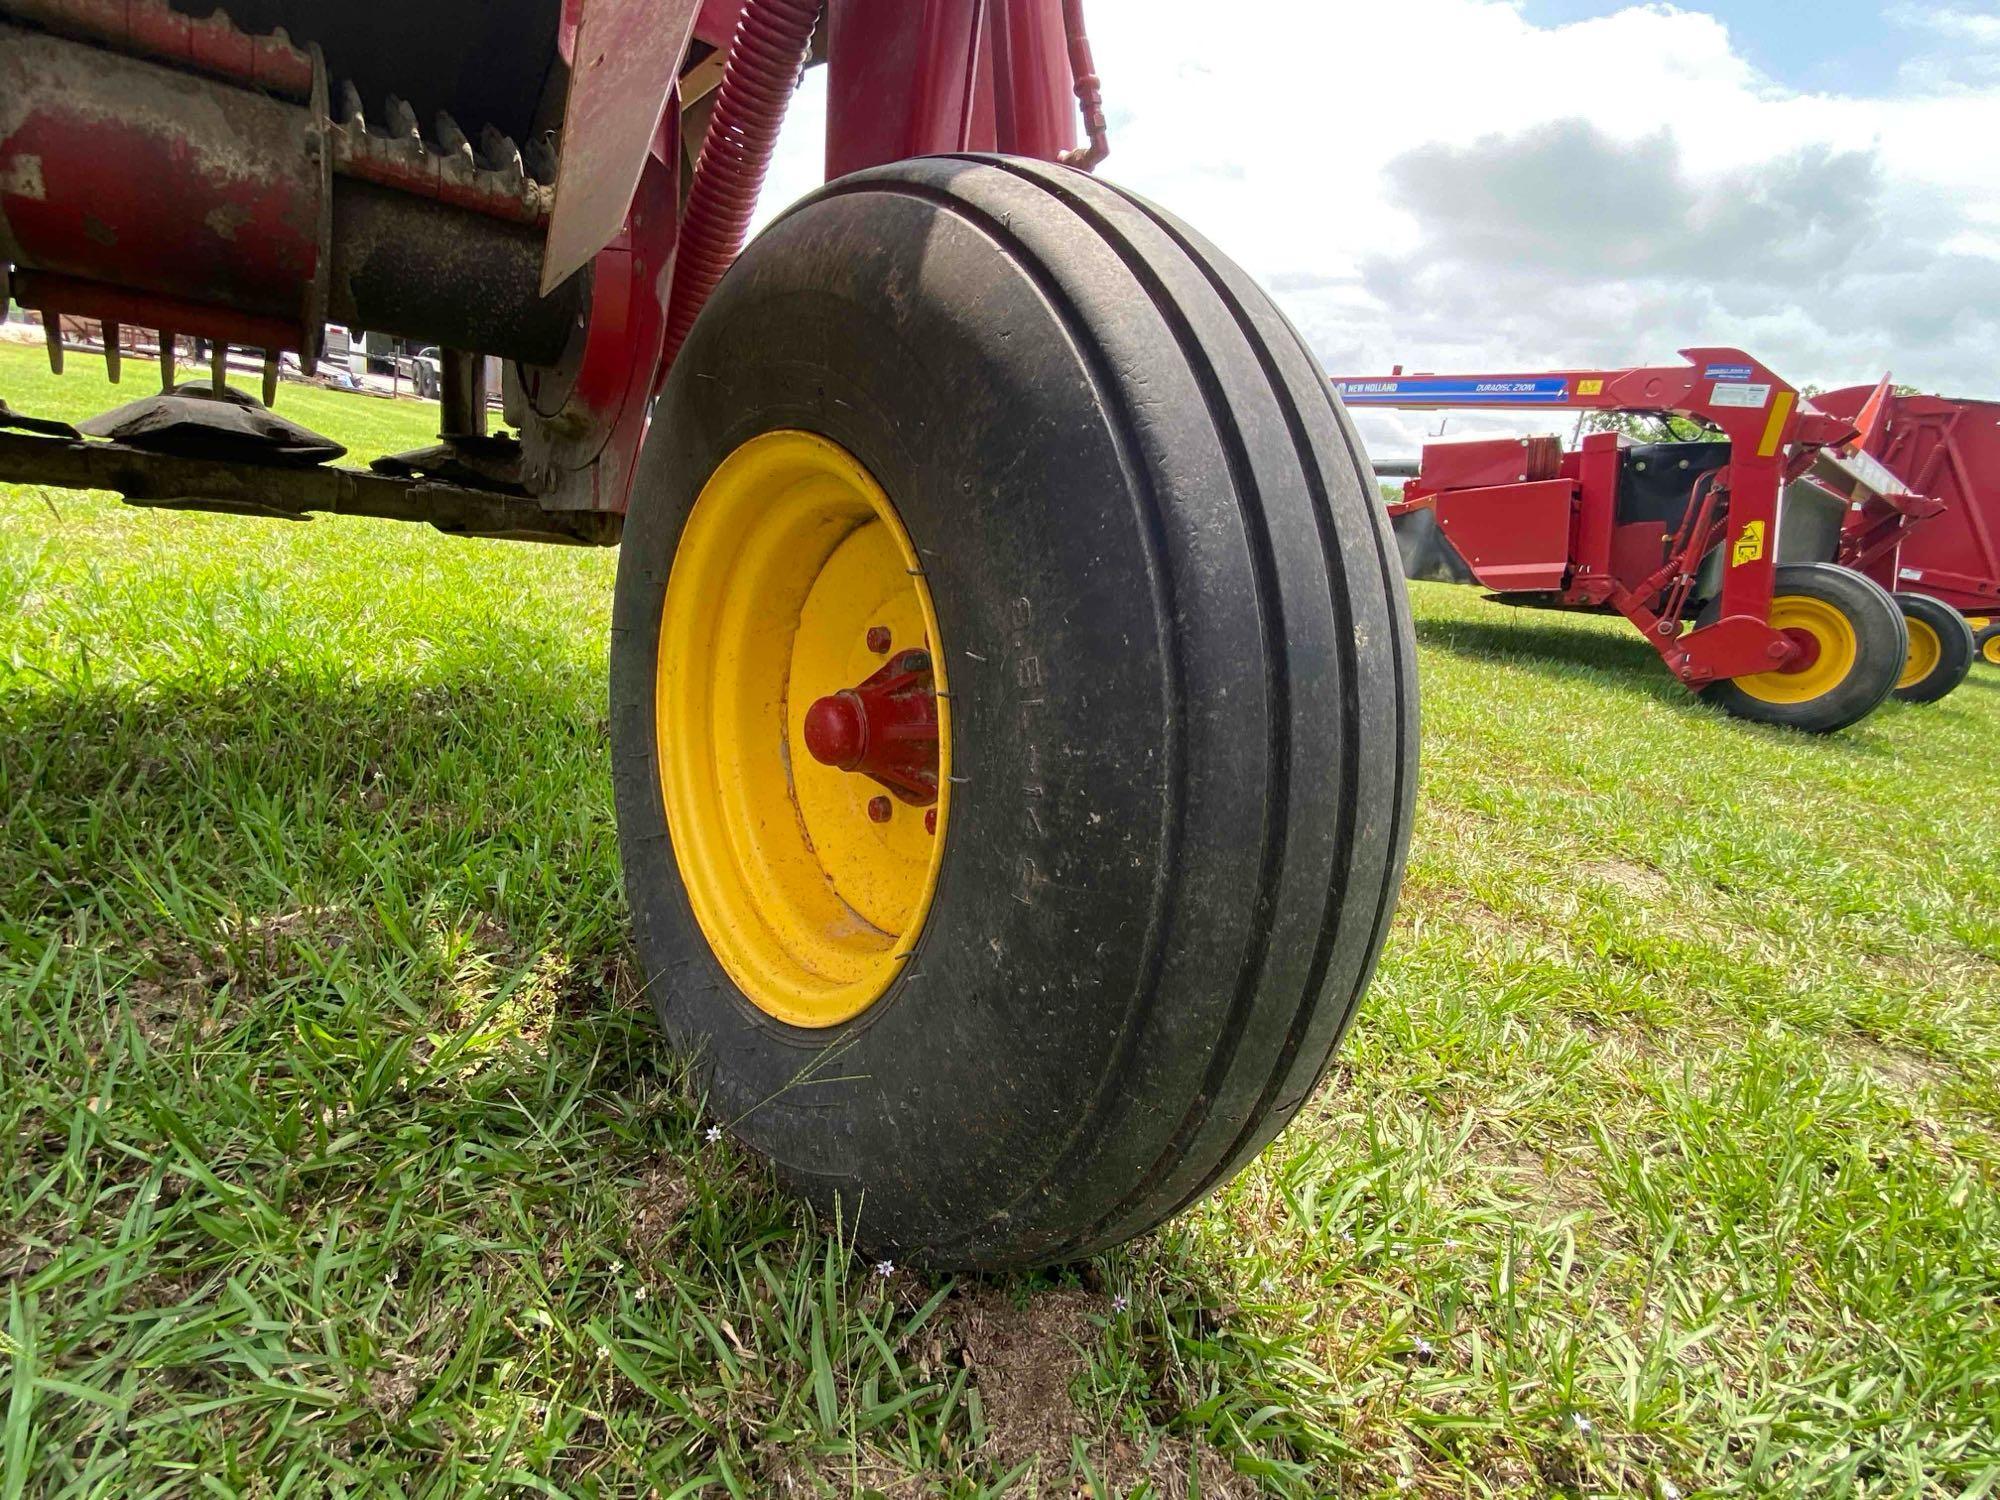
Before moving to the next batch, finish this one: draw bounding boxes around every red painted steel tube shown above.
[1,0,316,98]
[991,0,1075,162]
[0,23,322,325]
[661,0,821,370]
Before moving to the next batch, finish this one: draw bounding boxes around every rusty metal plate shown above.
[541,0,701,295]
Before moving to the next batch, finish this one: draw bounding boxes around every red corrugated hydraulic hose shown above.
[1058,0,1108,170]
[661,0,822,370]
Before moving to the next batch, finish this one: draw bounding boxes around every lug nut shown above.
[868,796,892,823]
[867,626,891,653]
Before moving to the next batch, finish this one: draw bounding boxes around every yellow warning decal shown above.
[1731,520,1766,567]
[1578,379,1604,396]
[1757,390,1796,457]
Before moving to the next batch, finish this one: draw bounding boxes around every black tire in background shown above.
[608,156,1418,1270]
[1891,592,1975,704]
[1699,562,1906,733]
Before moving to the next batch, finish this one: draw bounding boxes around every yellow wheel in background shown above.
[1733,595,1859,706]
[654,431,949,1029]
[1701,563,1906,731]
[1892,591,1977,704]
[1897,617,1942,692]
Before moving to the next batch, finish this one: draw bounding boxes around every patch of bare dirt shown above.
[0,1207,73,1283]
[605,949,651,1012]
[360,1351,426,1427]
[220,903,358,984]
[1485,1137,1605,1225]
[956,1288,1253,1498]
[764,1447,937,1498]
[1856,1043,1950,1097]
[122,974,208,1051]
[111,904,361,1050]
[1399,884,1553,950]
[624,1157,693,1251]
[1577,857,1671,902]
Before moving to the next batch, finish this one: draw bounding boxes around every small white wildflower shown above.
[634,1286,648,1303]
[609,1258,624,1274]
[1572,1413,1593,1436]
[1411,1335,1434,1359]
[704,1124,723,1144]
[1657,1481,1681,1500]
[383,1268,398,1288]
[873,1259,894,1280]
[1112,1293,1129,1313]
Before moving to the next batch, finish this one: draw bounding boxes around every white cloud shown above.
[757,0,2000,457]
[1889,3,2000,90]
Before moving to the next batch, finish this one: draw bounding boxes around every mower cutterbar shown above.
[1334,348,1938,731]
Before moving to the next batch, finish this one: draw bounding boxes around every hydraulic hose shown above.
[661,0,821,370]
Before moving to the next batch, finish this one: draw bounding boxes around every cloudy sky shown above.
[759,0,2000,457]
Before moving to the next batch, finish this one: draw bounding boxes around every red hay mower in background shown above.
[1336,349,1998,732]
[1814,381,2000,673]
[0,0,1419,1269]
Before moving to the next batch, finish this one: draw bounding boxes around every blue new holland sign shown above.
[1333,376,1572,406]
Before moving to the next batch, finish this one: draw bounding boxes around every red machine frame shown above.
[1815,382,2000,619]
[1332,348,1938,689]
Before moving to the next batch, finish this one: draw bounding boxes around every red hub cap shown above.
[1777,626,1823,674]
[801,650,941,806]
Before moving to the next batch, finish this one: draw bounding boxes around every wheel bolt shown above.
[868,796,892,823]
[866,626,891,653]
[925,808,937,835]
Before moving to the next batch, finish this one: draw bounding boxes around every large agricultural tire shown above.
[607,156,1418,1270]
[1700,562,1906,733]
[1891,592,1975,704]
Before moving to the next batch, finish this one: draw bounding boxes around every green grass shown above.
[3,336,1998,1497]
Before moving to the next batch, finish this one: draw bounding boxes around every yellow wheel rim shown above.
[1897,618,1942,691]
[656,431,950,1028]
[1733,594,1860,705]
[1985,634,2000,666]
